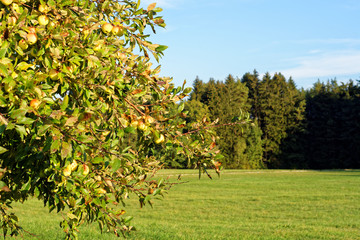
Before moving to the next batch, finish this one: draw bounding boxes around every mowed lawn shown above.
[7,170,360,239]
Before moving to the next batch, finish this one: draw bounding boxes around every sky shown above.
[141,0,360,89]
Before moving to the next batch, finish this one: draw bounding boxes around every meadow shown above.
[8,170,360,239]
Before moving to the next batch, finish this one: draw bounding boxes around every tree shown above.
[0,1,223,238]
[253,73,305,167]
[189,76,207,103]
[187,75,259,169]
[304,80,360,169]
[277,79,307,168]
[241,70,261,122]
[243,122,264,169]
[214,75,250,168]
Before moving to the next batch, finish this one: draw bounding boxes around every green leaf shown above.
[34,187,40,198]
[61,142,72,159]
[0,181,7,188]
[153,7,163,12]
[189,140,199,147]
[10,109,28,119]
[0,96,7,107]
[21,179,31,191]
[176,147,183,154]
[155,45,168,52]
[38,125,52,136]
[16,62,33,71]
[48,0,56,7]
[153,189,161,196]
[158,178,164,187]
[123,216,133,223]
[183,87,192,95]
[15,125,27,140]
[61,95,69,111]
[37,48,45,57]
[122,153,135,160]
[17,117,35,125]
[78,134,95,143]
[0,63,8,77]
[51,140,61,154]
[17,7,28,23]
[124,126,136,134]
[215,154,224,160]
[178,102,185,112]
[0,146,8,154]
[0,125,6,135]
[67,213,78,220]
[111,159,122,172]
[92,157,103,164]
[0,49,7,58]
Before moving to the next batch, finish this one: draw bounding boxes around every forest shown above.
[162,70,360,170]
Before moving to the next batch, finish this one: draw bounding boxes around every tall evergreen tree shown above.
[278,78,307,168]
[241,70,261,122]
[189,76,207,102]
[245,72,306,168]
[215,75,250,168]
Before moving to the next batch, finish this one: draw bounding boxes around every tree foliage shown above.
[242,72,306,168]
[187,75,262,169]
[0,0,223,238]
[304,80,360,169]
[185,71,360,170]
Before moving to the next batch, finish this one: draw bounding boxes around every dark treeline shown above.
[178,70,360,169]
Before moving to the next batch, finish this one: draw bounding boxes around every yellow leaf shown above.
[147,3,156,11]
[65,116,78,127]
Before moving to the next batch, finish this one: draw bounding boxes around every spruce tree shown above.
[252,72,306,167]
[241,70,261,123]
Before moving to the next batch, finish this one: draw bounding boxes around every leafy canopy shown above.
[0,0,224,239]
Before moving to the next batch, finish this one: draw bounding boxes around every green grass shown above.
[7,170,360,239]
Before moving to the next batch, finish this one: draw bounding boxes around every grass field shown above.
[7,170,360,239]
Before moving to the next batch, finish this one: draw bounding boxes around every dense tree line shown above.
[303,80,360,169]
[170,71,360,169]
[188,75,263,169]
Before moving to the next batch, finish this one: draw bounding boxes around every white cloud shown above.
[279,51,360,80]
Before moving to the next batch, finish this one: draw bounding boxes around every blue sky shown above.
[142,0,360,89]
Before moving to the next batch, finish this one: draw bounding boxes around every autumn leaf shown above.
[147,3,157,12]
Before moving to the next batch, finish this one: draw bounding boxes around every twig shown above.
[124,98,145,116]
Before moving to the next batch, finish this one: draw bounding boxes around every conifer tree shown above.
[241,70,261,123]
[253,72,306,167]
[189,76,206,102]
[305,80,360,169]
